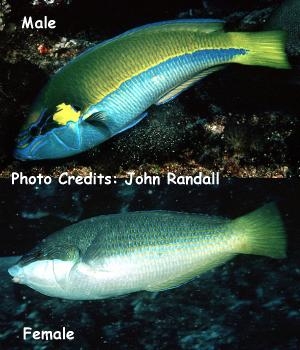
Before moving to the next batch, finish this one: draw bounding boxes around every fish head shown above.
[15,95,111,160]
[8,243,80,297]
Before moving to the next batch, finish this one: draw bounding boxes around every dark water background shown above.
[0,179,299,349]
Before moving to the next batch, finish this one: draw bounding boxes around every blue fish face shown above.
[15,117,111,160]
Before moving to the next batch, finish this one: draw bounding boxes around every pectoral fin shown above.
[84,111,112,137]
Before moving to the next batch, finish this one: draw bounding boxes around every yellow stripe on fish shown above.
[50,24,288,108]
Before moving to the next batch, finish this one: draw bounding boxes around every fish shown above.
[14,19,291,160]
[8,203,286,300]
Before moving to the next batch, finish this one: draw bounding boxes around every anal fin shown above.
[155,65,224,106]
[145,253,234,292]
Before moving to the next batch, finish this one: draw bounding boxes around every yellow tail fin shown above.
[231,203,287,259]
[229,31,291,69]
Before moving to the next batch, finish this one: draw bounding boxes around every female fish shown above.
[9,203,286,300]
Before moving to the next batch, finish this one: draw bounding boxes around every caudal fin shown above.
[230,31,291,70]
[231,203,287,259]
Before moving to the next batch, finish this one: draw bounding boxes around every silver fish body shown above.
[8,204,286,300]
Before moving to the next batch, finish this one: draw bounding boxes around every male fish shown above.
[14,19,290,160]
[8,203,286,300]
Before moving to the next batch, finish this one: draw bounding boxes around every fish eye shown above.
[29,125,41,137]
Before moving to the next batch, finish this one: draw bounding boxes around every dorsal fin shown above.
[70,19,225,64]
[97,19,225,48]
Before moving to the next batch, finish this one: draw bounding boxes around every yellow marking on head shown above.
[53,103,81,125]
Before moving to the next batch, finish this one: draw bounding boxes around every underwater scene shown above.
[0,179,299,349]
[0,0,300,177]
[0,0,300,349]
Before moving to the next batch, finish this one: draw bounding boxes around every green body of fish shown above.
[8,203,286,300]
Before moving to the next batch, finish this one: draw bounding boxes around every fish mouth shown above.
[14,136,49,160]
[14,149,31,161]
[8,264,25,284]
[14,144,41,161]
[14,124,83,160]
